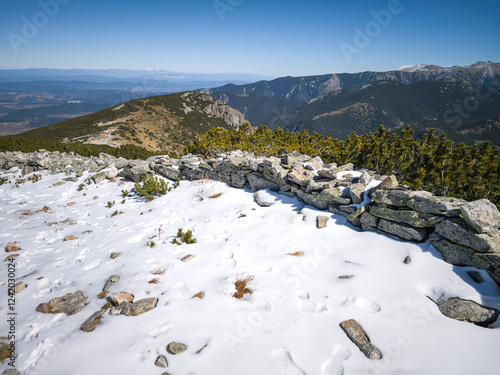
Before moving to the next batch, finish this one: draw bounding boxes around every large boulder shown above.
[435,218,500,253]
[247,173,279,192]
[120,161,154,182]
[460,199,500,233]
[407,193,466,217]
[370,189,415,207]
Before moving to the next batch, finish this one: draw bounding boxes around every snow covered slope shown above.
[1,169,499,375]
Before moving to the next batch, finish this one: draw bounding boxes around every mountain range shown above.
[4,61,500,150]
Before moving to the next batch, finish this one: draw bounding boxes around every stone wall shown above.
[1,149,499,286]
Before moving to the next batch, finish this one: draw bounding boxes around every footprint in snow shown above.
[295,289,327,313]
[83,260,101,271]
[341,295,381,313]
[273,348,306,375]
[322,345,351,375]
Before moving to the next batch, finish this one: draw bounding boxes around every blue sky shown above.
[0,0,499,77]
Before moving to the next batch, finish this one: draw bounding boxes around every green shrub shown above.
[172,228,197,245]
[133,176,178,201]
[0,177,9,185]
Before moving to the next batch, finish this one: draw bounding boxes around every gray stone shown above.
[460,199,500,233]
[281,151,311,165]
[121,162,153,182]
[346,206,366,222]
[370,189,415,207]
[80,310,106,332]
[297,187,342,210]
[254,191,274,207]
[407,193,466,217]
[360,211,379,228]
[91,172,107,184]
[107,292,134,306]
[247,173,279,192]
[317,169,337,180]
[435,218,500,253]
[167,342,187,355]
[106,166,118,179]
[317,215,329,229]
[428,234,490,269]
[120,298,158,316]
[230,172,246,188]
[36,291,88,315]
[103,275,120,291]
[437,298,499,326]
[359,171,373,185]
[378,219,429,242]
[467,271,484,284]
[1,370,20,375]
[404,256,412,264]
[14,281,26,293]
[350,183,365,205]
[155,355,169,368]
[154,164,181,181]
[339,319,382,360]
[370,206,445,228]
[305,179,335,192]
[287,167,314,187]
[368,175,398,197]
[333,163,354,174]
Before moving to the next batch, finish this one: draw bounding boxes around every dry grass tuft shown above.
[208,193,222,199]
[149,278,160,284]
[233,276,254,299]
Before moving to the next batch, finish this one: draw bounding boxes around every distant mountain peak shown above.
[395,64,446,72]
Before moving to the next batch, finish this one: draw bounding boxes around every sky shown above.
[0,0,499,78]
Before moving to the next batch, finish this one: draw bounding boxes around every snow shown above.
[1,169,500,375]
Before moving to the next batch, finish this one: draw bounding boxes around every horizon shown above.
[1,0,499,77]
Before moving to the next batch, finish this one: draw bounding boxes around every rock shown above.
[106,166,119,179]
[428,233,490,269]
[467,271,484,284]
[333,163,354,174]
[339,275,354,279]
[359,171,373,185]
[120,161,153,182]
[4,254,19,261]
[297,188,342,210]
[0,343,12,362]
[437,298,499,326]
[230,172,246,188]
[370,206,445,228]
[350,183,365,204]
[254,191,275,207]
[435,218,500,253]
[369,175,398,194]
[167,342,187,355]
[317,169,337,180]
[460,199,500,233]
[346,206,366,222]
[305,156,324,171]
[107,292,134,306]
[110,252,120,259]
[370,189,415,207]
[281,151,311,165]
[288,251,304,257]
[64,235,77,241]
[403,256,411,264]
[153,164,181,181]
[407,192,466,217]
[4,242,20,252]
[120,298,158,316]
[305,178,335,192]
[36,291,88,315]
[287,167,314,187]
[155,354,169,368]
[262,159,288,185]
[360,212,379,228]
[378,219,429,242]
[317,215,329,229]
[91,171,107,184]
[14,281,26,293]
[1,369,20,375]
[80,310,106,332]
[247,173,279,192]
[103,275,120,291]
[193,291,205,299]
[339,319,382,360]
[180,254,195,262]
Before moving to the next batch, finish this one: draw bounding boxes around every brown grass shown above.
[148,278,160,284]
[208,193,222,199]
[233,276,254,299]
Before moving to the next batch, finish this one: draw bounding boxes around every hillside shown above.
[16,91,247,155]
[210,80,500,147]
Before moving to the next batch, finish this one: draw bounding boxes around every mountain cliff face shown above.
[203,62,500,101]
[18,91,247,155]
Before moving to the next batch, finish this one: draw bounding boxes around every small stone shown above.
[193,291,205,299]
[64,235,77,241]
[67,201,76,206]
[288,251,304,257]
[167,342,187,355]
[4,242,20,252]
[107,292,134,306]
[181,254,195,262]
[1,369,20,375]
[97,291,108,299]
[317,215,329,229]
[80,310,106,332]
[14,281,26,293]
[437,298,499,326]
[254,191,275,207]
[460,199,500,233]
[4,254,19,261]
[339,319,382,360]
[103,274,120,291]
[155,355,168,368]
[0,343,12,362]
[467,271,484,284]
[339,275,354,279]
[120,298,158,316]
[110,252,120,259]
[403,256,411,264]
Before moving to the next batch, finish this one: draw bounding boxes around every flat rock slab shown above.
[36,291,87,315]
[120,298,158,316]
[102,274,120,291]
[80,310,106,332]
[438,298,499,327]
[339,319,382,360]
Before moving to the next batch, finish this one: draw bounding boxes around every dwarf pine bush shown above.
[133,176,179,201]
